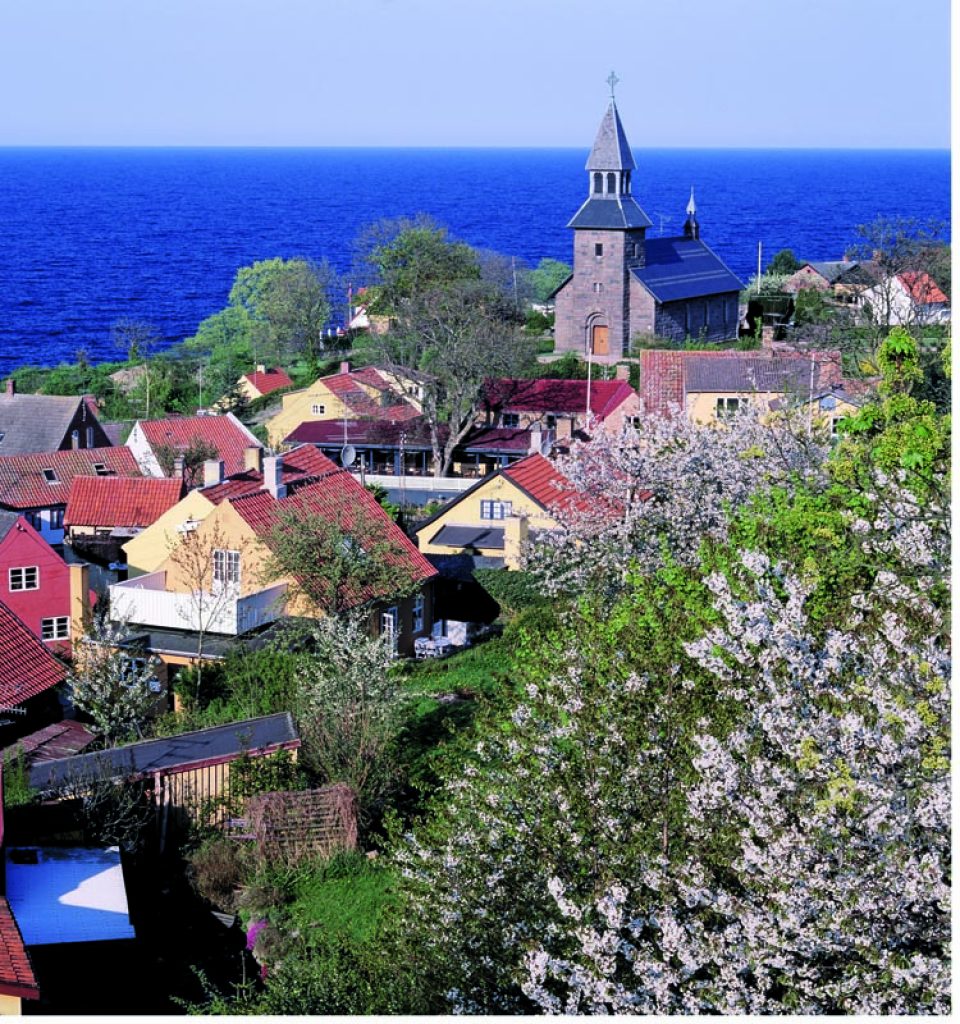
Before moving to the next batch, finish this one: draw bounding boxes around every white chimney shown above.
[263,455,286,499]
[340,360,350,374]
[528,427,543,455]
[243,446,263,473]
[172,454,186,480]
[256,364,266,374]
[203,459,224,487]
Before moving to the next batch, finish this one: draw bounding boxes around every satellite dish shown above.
[341,444,357,467]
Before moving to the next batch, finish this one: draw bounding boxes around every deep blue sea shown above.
[0,147,949,375]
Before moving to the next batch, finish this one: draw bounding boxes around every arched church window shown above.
[607,172,616,193]
[623,171,631,194]
[593,172,603,194]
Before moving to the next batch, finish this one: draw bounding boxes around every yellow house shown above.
[416,453,577,569]
[110,455,438,678]
[264,364,419,447]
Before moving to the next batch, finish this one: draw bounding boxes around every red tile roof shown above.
[139,414,262,477]
[502,453,587,513]
[486,378,637,420]
[200,445,340,505]
[244,367,294,397]
[0,447,141,511]
[0,897,38,1001]
[0,600,65,707]
[64,475,184,528]
[231,472,436,608]
[898,271,948,305]
[639,349,844,417]
[321,367,390,397]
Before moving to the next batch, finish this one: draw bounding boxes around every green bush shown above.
[2,745,36,807]
[473,568,544,614]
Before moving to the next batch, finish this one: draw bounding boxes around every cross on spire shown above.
[606,70,619,99]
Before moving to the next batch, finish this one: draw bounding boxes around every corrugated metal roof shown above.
[568,196,652,230]
[633,237,743,302]
[585,101,636,171]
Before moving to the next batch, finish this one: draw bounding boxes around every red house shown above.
[0,511,73,653]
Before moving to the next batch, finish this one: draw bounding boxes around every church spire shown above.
[684,185,700,240]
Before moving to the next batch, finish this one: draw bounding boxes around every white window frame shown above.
[716,397,743,418]
[9,566,39,592]
[501,412,520,428]
[41,616,70,641]
[311,403,326,416]
[412,594,425,634]
[480,500,512,521]
[381,606,399,650]
[50,508,65,530]
[212,548,241,590]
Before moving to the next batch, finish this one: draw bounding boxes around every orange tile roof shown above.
[0,600,65,708]
[899,271,948,305]
[0,447,141,511]
[244,367,294,397]
[231,471,436,608]
[64,475,184,529]
[502,453,586,514]
[0,897,38,1001]
[139,415,261,477]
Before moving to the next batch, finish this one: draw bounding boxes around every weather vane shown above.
[607,70,619,99]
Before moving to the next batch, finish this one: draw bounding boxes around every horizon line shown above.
[0,143,949,153]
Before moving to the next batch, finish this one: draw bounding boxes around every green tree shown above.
[528,258,572,303]
[767,248,801,275]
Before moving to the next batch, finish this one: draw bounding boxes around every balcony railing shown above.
[109,571,288,636]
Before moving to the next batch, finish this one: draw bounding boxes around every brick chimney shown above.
[69,562,91,640]
[4,378,13,396]
[203,459,224,487]
[263,455,286,500]
[244,446,263,473]
[172,454,186,481]
[340,360,350,374]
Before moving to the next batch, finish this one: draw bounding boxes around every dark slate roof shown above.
[632,237,744,302]
[0,394,87,456]
[429,525,505,550]
[0,508,19,544]
[29,712,300,791]
[586,101,636,170]
[807,260,856,284]
[568,196,652,230]
[684,355,817,395]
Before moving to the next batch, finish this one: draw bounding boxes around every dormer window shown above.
[42,468,58,484]
[93,463,109,475]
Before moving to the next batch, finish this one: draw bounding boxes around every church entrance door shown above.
[591,324,609,356]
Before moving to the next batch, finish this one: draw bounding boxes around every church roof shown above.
[585,102,636,171]
[632,237,744,302]
[568,196,653,230]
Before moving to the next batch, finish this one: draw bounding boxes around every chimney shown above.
[244,446,263,473]
[172,454,186,480]
[203,459,224,488]
[340,360,350,374]
[615,363,632,381]
[263,455,286,500]
[256,364,266,374]
[504,514,529,571]
[69,562,91,641]
[528,427,543,455]
[4,378,13,396]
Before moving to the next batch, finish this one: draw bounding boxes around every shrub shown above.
[473,568,544,615]
[188,838,250,911]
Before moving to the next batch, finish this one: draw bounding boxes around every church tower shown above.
[553,74,652,360]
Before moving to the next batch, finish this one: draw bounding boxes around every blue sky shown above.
[0,0,950,147]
